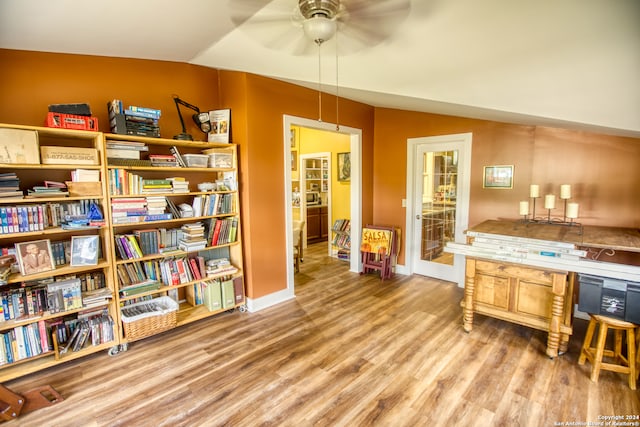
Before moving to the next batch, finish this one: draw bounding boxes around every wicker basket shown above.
[121,296,178,340]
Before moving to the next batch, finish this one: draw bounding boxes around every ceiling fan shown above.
[230,0,411,56]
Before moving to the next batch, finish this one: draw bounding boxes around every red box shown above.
[46,112,99,131]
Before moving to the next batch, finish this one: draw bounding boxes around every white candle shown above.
[560,184,571,199]
[519,201,529,216]
[566,202,579,219]
[530,184,539,198]
[544,194,555,209]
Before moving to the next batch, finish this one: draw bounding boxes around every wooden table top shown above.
[468,220,640,253]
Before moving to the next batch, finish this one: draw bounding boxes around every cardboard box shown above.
[0,128,40,164]
[41,146,99,165]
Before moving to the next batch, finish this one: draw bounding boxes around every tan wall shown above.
[373,108,640,264]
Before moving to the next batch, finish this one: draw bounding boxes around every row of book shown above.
[0,309,115,365]
[332,219,351,232]
[207,217,238,247]
[192,193,234,217]
[114,227,182,261]
[0,199,102,235]
[332,233,351,250]
[0,321,51,364]
[59,312,115,354]
[0,275,108,322]
[116,254,238,293]
[108,169,194,196]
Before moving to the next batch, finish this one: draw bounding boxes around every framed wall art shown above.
[483,165,514,189]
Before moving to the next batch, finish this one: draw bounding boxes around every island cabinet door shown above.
[475,273,510,310]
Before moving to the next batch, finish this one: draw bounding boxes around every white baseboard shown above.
[246,287,295,313]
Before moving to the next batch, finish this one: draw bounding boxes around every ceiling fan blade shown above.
[230,0,317,55]
[334,0,410,53]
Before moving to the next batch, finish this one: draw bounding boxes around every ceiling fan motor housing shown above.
[298,0,340,19]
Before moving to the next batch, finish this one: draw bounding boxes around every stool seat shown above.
[578,314,638,390]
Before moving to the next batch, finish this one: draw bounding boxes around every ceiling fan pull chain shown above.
[335,30,339,131]
[317,41,323,122]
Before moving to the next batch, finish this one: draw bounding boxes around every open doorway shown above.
[283,115,362,296]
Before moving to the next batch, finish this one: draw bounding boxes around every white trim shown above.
[246,288,295,313]
[283,115,363,297]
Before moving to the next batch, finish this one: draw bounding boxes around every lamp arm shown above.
[172,95,201,133]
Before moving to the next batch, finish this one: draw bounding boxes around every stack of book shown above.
[108,100,161,138]
[145,196,167,216]
[149,154,177,167]
[167,177,189,193]
[0,173,22,199]
[205,258,238,277]
[111,197,147,224]
[179,222,207,252]
[26,181,68,198]
[106,139,148,160]
[141,179,172,193]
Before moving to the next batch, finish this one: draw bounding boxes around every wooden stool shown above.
[578,314,637,390]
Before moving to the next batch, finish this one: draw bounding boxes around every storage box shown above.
[204,280,222,312]
[183,154,208,168]
[121,296,178,340]
[41,146,99,165]
[203,148,233,168]
[46,112,99,131]
[65,181,102,197]
[0,128,40,164]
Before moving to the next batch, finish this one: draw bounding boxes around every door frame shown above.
[405,133,473,287]
[283,115,362,295]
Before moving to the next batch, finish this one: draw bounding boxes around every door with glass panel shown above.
[408,134,471,284]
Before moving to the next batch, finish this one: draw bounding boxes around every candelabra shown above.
[519,184,582,233]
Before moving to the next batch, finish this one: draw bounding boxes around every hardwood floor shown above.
[6,243,640,426]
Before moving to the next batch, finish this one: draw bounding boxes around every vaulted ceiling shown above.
[1,0,639,137]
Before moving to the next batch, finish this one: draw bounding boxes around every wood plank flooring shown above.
[5,243,640,426]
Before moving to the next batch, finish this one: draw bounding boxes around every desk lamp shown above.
[172,95,212,140]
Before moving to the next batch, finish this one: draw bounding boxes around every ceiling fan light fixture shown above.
[303,16,337,44]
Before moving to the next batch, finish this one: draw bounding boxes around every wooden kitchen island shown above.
[450,220,640,358]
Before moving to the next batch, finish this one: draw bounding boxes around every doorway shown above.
[283,115,362,296]
[405,133,472,286]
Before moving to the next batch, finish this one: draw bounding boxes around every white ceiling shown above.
[1,0,639,137]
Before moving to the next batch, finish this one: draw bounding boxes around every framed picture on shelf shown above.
[483,165,514,189]
[70,235,99,266]
[291,150,298,171]
[290,128,298,148]
[337,152,351,182]
[15,239,55,276]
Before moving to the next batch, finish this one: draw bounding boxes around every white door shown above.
[406,133,472,285]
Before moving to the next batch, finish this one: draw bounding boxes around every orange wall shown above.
[373,108,640,264]
[0,49,219,140]
[2,49,638,297]
[0,49,375,300]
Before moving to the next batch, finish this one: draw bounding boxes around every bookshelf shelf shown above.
[0,123,118,381]
[0,123,245,381]
[105,133,245,346]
